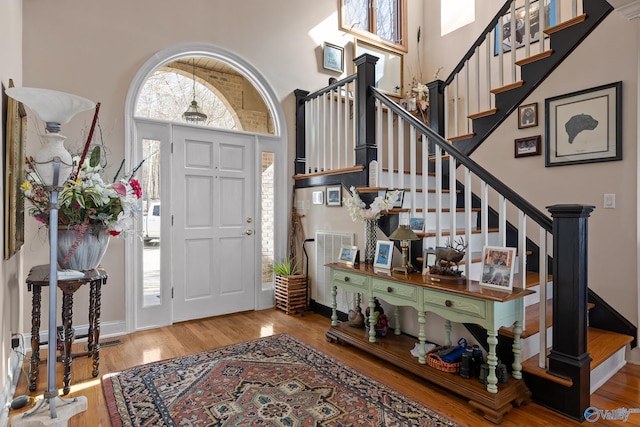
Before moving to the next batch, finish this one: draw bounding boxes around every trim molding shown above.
[609,0,640,19]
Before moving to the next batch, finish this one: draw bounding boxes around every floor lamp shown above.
[7,87,95,426]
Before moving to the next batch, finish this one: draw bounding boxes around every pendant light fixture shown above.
[182,57,207,123]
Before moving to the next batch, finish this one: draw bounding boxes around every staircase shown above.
[293,0,636,422]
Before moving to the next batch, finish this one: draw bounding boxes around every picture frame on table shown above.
[326,185,342,206]
[494,0,557,55]
[480,246,516,291]
[338,245,359,266]
[514,135,541,158]
[422,249,437,276]
[373,240,393,269]
[518,102,538,129]
[323,42,344,73]
[545,81,622,167]
[4,79,26,260]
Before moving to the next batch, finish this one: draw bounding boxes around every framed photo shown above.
[494,0,557,55]
[545,81,622,167]
[4,79,26,260]
[422,249,437,275]
[518,102,538,129]
[514,135,541,158]
[354,39,403,96]
[323,42,344,73]
[338,245,358,266]
[373,240,393,269]
[312,190,324,205]
[386,189,404,208]
[480,246,516,291]
[409,217,425,232]
[326,185,342,206]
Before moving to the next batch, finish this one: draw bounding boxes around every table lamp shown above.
[7,87,95,424]
[389,224,420,274]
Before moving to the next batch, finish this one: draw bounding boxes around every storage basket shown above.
[427,346,462,373]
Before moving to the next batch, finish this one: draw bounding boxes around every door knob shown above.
[244,229,253,235]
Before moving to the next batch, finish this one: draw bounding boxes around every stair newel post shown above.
[426,80,446,137]
[546,204,595,422]
[354,53,379,178]
[294,89,310,175]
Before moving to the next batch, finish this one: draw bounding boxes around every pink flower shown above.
[129,179,142,199]
[35,215,47,225]
[108,230,121,236]
[112,182,127,196]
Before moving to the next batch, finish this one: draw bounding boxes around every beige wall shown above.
[422,1,639,327]
[1,0,23,411]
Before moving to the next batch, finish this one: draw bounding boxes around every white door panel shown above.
[173,126,255,322]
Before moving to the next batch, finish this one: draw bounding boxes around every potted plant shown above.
[272,257,307,315]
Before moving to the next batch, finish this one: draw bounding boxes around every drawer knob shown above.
[387,286,393,293]
[344,276,350,282]
[445,300,453,307]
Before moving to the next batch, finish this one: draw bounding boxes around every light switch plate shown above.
[604,193,615,209]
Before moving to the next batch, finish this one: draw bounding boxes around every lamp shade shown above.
[6,87,95,132]
[389,224,420,241]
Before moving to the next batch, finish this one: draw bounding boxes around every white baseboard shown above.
[0,341,26,427]
[23,320,127,352]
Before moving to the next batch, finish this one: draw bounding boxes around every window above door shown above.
[338,0,407,52]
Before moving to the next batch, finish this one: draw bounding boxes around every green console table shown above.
[325,262,533,424]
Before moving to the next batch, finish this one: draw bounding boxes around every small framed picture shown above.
[326,185,342,206]
[422,249,437,275]
[409,217,425,232]
[514,135,541,158]
[338,245,358,266]
[480,246,516,291]
[518,102,538,129]
[374,240,393,269]
[386,189,404,208]
[323,42,344,73]
[312,190,324,205]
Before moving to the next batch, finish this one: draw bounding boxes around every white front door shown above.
[172,125,256,322]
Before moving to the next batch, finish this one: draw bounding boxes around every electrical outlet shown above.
[11,337,20,349]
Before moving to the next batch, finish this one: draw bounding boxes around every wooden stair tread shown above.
[544,14,587,35]
[293,165,364,180]
[490,80,524,94]
[468,108,497,120]
[416,227,499,238]
[381,167,435,177]
[521,327,632,387]
[355,187,459,194]
[515,50,554,67]
[448,133,475,143]
[414,207,481,213]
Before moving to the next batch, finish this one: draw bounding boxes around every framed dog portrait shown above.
[518,103,538,129]
[514,135,541,158]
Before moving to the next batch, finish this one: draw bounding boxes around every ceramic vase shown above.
[57,228,110,271]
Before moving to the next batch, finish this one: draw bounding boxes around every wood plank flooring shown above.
[8,309,640,426]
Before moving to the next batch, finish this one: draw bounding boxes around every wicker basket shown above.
[427,346,462,373]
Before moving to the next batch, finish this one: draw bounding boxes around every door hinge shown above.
[172,287,174,299]
[171,215,174,226]
[171,142,174,154]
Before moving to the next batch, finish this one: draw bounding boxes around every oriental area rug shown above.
[102,334,460,426]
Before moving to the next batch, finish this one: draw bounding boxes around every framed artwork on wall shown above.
[326,185,342,206]
[323,42,344,73]
[545,81,622,167]
[514,135,541,158]
[518,102,538,129]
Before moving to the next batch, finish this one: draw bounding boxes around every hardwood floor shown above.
[9,309,640,426]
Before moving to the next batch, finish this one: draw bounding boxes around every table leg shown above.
[511,320,523,380]
[330,284,338,326]
[91,281,102,377]
[368,296,376,343]
[61,290,74,395]
[486,329,499,394]
[28,285,42,392]
[418,311,426,364]
[87,282,96,353]
[393,306,401,335]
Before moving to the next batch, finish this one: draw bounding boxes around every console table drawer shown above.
[331,269,368,290]
[372,279,418,303]
[423,291,487,320]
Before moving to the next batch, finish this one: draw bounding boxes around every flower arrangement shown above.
[343,186,400,222]
[21,142,143,238]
